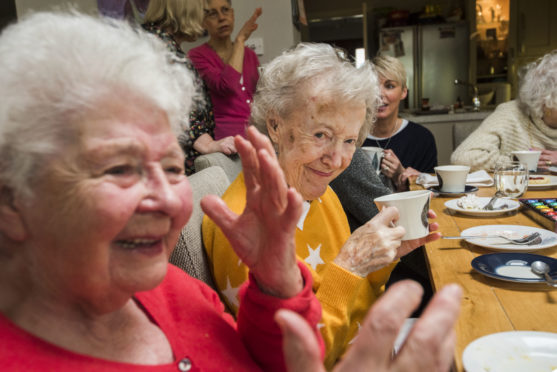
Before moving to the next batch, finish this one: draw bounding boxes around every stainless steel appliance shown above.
[378,23,469,110]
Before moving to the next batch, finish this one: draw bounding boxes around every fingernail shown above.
[440,283,462,299]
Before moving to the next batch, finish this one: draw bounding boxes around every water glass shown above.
[493,161,528,198]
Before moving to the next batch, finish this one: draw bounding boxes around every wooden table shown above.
[421,186,557,371]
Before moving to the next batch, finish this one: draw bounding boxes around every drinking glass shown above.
[493,161,528,198]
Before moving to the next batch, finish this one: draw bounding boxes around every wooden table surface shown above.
[419,184,557,371]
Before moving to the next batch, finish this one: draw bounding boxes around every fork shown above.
[442,232,542,245]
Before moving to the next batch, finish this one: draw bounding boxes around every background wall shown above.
[14,0,299,65]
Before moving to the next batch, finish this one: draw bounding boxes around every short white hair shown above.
[0,11,194,199]
[518,50,557,118]
[250,43,380,147]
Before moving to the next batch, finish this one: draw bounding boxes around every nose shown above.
[322,141,344,169]
[140,166,186,216]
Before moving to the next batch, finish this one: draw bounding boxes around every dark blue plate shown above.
[471,253,557,283]
[427,185,478,196]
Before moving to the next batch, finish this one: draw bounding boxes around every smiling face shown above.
[267,87,366,201]
[18,92,192,313]
[203,0,234,40]
[376,75,407,121]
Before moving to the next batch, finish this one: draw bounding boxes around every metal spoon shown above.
[482,191,502,210]
[530,261,557,287]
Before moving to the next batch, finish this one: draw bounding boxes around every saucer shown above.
[471,252,557,283]
[427,185,478,196]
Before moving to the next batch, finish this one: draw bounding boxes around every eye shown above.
[105,165,135,176]
[344,139,356,145]
[165,165,184,175]
[314,132,324,139]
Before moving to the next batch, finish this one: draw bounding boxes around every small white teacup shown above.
[511,150,541,172]
[374,190,431,240]
[434,165,470,193]
[361,146,384,174]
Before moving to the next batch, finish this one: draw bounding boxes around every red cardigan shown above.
[0,263,322,371]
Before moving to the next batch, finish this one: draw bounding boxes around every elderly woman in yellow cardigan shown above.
[203,43,441,368]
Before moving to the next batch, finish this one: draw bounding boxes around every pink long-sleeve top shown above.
[188,43,259,140]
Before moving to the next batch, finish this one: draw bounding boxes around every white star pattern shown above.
[222,277,240,309]
[305,244,325,271]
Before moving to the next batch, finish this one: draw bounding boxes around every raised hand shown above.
[200,126,303,298]
[276,280,462,372]
[235,7,262,43]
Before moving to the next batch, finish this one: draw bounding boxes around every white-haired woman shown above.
[362,55,438,191]
[203,43,442,368]
[142,0,237,175]
[0,12,461,372]
[451,50,557,170]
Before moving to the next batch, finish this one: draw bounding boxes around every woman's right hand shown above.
[333,206,405,277]
[235,7,262,43]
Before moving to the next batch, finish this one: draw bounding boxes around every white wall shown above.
[184,0,300,64]
[16,0,97,17]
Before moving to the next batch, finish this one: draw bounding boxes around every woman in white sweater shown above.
[451,51,557,171]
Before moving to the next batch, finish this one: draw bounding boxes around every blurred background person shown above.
[188,0,261,140]
[451,50,557,171]
[203,43,441,368]
[143,0,237,175]
[0,11,321,371]
[363,55,437,191]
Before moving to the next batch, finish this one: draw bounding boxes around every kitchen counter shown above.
[399,109,494,166]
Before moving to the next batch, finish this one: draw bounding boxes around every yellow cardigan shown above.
[202,172,396,368]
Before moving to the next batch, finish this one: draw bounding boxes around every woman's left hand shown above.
[380,149,404,181]
[535,148,557,169]
[201,126,303,298]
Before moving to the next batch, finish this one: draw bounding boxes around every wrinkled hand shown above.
[380,149,404,181]
[235,7,262,43]
[200,126,303,298]
[276,280,462,372]
[333,207,405,277]
[397,209,441,259]
[534,148,557,168]
[215,136,237,155]
[396,166,421,191]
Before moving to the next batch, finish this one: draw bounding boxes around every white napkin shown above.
[416,170,494,188]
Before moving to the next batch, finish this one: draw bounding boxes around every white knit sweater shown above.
[450,100,557,171]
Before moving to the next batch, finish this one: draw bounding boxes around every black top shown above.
[363,120,438,173]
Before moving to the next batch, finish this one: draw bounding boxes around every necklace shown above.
[374,118,401,150]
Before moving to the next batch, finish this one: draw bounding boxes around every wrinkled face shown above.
[543,106,557,128]
[19,92,192,312]
[376,75,407,120]
[203,0,234,39]
[268,89,365,201]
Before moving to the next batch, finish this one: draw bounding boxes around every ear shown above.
[0,186,27,242]
[265,116,280,145]
[401,86,408,100]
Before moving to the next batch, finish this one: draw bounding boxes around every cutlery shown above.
[482,191,502,210]
[530,261,557,287]
[442,232,542,245]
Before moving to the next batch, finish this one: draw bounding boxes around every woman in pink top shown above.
[188,0,261,140]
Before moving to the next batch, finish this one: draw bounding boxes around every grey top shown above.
[330,147,392,232]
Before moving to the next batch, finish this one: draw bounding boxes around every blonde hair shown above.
[144,0,204,39]
[372,55,407,89]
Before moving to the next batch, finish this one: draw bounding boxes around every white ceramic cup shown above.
[511,150,541,172]
[434,165,470,193]
[361,146,384,174]
[374,190,431,240]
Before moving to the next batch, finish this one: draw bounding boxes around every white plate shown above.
[444,197,520,217]
[461,225,557,251]
[548,166,557,174]
[528,175,557,189]
[462,331,557,372]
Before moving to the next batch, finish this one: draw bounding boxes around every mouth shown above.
[310,168,335,178]
[115,238,164,255]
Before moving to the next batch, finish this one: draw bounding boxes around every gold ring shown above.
[547,160,552,166]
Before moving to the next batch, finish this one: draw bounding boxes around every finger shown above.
[427,208,437,219]
[337,281,423,370]
[200,194,239,235]
[258,147,288,212]
[375,206,400,225]
[235,135,260,194]
[275,310,325,372]
[395,284,462,371]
